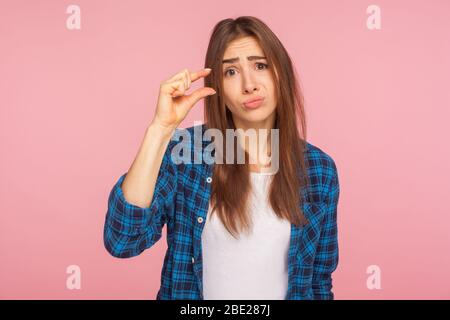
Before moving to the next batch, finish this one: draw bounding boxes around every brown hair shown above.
[203,16,310,239]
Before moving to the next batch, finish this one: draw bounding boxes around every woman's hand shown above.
[151,68,216,131]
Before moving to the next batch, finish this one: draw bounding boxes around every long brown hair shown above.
[203,16,310,239]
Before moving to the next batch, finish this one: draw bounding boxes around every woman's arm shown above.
[312,159,340,299]
[102,68,215,259]
[122,123,175,209]
[103,124,178,258]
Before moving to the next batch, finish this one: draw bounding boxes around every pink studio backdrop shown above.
[1,0,450,299]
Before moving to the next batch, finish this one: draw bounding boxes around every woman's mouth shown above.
[243,97,265,109]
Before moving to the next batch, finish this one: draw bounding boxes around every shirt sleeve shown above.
[312,158,340,299]
[103,138,177,259]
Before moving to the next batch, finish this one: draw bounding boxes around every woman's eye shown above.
[224,69,236,77]
[224,63,268,77]
[256,62,268,70]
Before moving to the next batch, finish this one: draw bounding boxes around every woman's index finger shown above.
[190,68,212,82]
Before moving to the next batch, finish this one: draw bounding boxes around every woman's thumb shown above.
[185,87,216,107]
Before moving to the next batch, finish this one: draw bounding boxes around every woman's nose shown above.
[242,71,258,93]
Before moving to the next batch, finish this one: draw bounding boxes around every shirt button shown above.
[197,216,204,223]
[206,177,212,183]
[192,257,195,263]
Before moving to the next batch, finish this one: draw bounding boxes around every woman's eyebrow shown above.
[222,56,267,64]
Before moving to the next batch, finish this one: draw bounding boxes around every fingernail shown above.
[205,68,212,71]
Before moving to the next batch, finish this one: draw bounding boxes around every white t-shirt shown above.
[201,170,291,300]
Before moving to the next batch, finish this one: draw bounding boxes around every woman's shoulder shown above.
[303,141,339,203]
[304,141,338,173]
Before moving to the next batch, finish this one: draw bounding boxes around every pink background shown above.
[1,0,449,299]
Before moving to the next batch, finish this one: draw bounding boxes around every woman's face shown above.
[221,36,278,131]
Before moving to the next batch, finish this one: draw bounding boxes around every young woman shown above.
[103,16,340,300]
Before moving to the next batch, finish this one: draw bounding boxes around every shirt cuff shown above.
[105,173,160,236]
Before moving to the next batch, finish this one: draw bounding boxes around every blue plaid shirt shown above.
[103,123,340,300]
